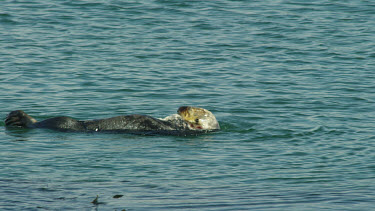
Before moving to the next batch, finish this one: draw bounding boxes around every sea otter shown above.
[4,106,220,135]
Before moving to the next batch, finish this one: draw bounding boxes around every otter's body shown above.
[32,115,188,132]
[5,107,220,135]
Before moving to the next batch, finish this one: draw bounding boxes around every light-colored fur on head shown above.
[177,106,220,130]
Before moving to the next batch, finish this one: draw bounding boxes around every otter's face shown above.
[177,106,220,130]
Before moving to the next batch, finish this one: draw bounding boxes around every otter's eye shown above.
[195,118,199,123]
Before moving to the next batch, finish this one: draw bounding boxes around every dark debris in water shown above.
[91,195,105,205]
[90,195,126,210]
[91,195,99,205]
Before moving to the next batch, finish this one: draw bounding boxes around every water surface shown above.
[1,0,375,210]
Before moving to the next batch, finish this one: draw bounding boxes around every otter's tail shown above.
[5,110,37,128]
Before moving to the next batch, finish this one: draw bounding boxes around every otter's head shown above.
[177,106,220,130]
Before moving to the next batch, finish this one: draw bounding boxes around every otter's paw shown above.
[5,110,36,127]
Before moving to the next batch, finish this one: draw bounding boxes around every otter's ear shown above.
[178,106,189,114]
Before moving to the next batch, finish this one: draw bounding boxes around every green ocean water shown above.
[1,0,375,210]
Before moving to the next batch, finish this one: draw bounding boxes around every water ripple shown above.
[1,0,375,210]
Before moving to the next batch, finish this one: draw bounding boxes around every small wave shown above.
[292,125,327,137]
[230,125,344,142]
[0,13,18,25]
